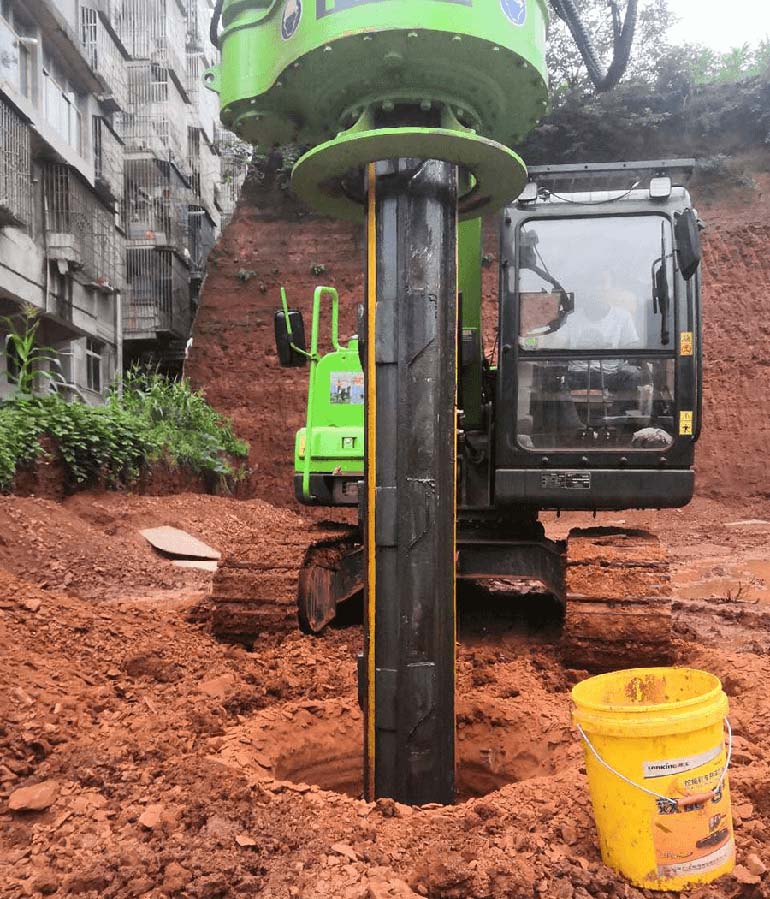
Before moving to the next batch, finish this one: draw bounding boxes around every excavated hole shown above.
[222,697,571,805]
[274,711,565,802]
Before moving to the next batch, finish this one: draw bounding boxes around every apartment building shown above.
[0,0,249,399]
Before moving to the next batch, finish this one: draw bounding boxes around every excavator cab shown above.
[494,160,703,511]
[278,160,703,517]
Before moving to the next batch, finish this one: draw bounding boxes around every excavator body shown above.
[279,158,702,668]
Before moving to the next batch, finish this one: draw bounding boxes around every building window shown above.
[42,45,84,155]
[93,115,103,180]
[86,338,102,392]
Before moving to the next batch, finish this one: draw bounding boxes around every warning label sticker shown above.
[680,331,694,356]
[643,744,722,780]
[330,372,364,405]
[657,840,735,879]
[680,411,694,436]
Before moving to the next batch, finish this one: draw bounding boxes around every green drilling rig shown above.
[206,0,704,806]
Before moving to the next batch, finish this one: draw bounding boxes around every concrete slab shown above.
[141,526,221,561]
[172,560,219,572]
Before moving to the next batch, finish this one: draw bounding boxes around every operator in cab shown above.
[528,269,640,355]
[517,244,674,450]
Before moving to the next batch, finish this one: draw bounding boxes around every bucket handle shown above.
[576,719,732,811]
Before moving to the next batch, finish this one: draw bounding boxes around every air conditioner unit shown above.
[46,233,83,268]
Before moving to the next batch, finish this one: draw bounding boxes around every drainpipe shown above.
[114,288,123,396]
[42,190,50,315]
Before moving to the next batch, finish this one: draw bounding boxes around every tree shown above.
[654,39,770,97]
[547,0,678,99]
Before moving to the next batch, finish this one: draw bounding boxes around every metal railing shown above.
[123,246,191,338]
[123,156,191,253]
[93,115,125,210]
[113,0,188,91]
[117,61,190,174]
[80,6,130,112]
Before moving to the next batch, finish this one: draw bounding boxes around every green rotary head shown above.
[207,0,550,219]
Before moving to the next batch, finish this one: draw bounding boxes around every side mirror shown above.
[274,308,307,367]
[675,209,702,281]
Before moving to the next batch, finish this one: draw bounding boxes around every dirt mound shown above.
[0,492,308,602]
[2,527,770,898]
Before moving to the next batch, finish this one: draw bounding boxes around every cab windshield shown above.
[514,215,676,451]
[516,215,673,352]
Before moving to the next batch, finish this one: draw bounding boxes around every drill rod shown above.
[363,158,459,805]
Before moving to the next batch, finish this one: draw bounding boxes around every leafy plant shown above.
[1,306,62,396]
[0,370,249,492]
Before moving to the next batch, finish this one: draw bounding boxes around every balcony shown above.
[80,6,130,113]
[93,115,124,209]
[188,206,216,280]
[113,0,189,101]
[123,246,191,340]
[117,62,191,176]
[42,163,123,291]
[123,156,191,256]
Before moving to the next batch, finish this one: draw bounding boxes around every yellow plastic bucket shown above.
[572,668,734,892]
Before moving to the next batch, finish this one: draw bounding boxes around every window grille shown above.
[80,6,129,113]
[0,96,32,230]
[42,163,123,290]
[124,246,191,338]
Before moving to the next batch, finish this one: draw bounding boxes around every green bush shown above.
[0,372,249,491]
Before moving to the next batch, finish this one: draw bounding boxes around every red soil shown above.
[2,162,769,899]
[1,492,770,898]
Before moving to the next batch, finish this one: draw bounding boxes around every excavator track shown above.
[562,527,673,671]
[207,523,359,645]
[297,530,363,634]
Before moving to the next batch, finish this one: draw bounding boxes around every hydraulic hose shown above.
[550,0,638,91]
[210,0,223,48]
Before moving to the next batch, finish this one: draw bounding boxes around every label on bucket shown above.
[643,744,722,780]
[648,746,734,880]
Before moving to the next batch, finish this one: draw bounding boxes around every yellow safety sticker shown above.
[680,332,694,356]
[680,411,694,436]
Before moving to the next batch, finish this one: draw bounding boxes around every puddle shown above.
[675,557,770,603]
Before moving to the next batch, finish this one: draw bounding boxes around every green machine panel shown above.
[208,0,549,219]
[213,0,548,147]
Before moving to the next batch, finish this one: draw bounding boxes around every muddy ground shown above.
[1,490,769,899]
[3,142,770,896]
